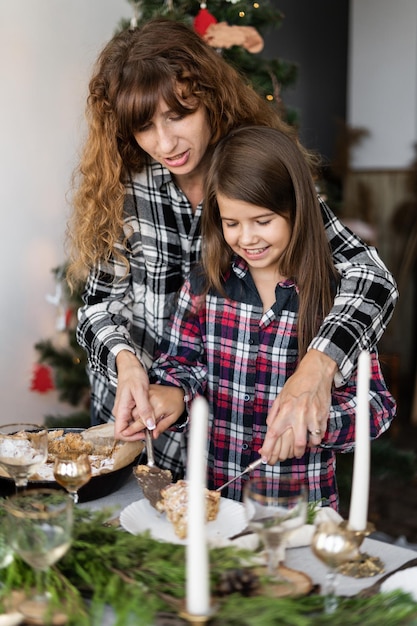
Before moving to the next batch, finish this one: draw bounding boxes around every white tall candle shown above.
[186,396,210,616]
[348,350,371,531]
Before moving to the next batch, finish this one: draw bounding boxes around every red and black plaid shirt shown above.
[150,257,396,507]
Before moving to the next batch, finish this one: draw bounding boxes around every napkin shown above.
[211,506,343,551]
[380,567,417,600]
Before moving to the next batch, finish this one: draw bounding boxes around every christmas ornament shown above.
[203,22,264,53]
[194,3,218,36]
[193,2,264,54]
[46,271,73,332]
[30,363,55,393]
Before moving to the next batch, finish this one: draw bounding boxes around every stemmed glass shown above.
[311,520,359,614]
[0,423,48,491]
[4,488,73,623]
[53,453,92,504]
[0,503,14,598]
[243,476,307,582]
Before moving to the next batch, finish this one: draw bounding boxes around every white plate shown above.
[120,497,247,546]
[380,566,417,600]
[0,615,23,626]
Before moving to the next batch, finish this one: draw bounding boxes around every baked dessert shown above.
[47,430,94,460]
[0,425,144,482]
[156,479,221,540]
[134,464,173,509]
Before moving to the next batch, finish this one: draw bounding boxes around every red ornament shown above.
[30,363,55,394]
[194,6,217,37]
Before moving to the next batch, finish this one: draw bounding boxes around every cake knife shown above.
[216,458,264,492]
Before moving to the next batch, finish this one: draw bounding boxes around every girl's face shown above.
[133,98,212,179]
[218,193,291,280]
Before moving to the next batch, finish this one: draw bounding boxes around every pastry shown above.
[156,479,221,539]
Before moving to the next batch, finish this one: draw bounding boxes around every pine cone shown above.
[216,568,260,597]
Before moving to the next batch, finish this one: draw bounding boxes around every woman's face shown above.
[133,98,212,178]
[218,192,291,281]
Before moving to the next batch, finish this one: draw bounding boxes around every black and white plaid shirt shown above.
[77,160,398,476]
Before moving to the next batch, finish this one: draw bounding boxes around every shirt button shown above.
[244,394,250,401]
[248,338,254,345]
[242,443,249,450]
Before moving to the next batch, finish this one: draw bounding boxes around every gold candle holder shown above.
[178,610,211,625]
[340,520,375,548]
[338,520,385,578]
[179,603,217,625]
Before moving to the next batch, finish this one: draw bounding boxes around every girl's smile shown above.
[217,193,291,282]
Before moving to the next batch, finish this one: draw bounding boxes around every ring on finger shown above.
[308,428,322,436]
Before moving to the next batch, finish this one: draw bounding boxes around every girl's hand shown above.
[148,385,186,437]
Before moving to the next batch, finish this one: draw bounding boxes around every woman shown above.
[147,126,395,504]
[67,18,397,478]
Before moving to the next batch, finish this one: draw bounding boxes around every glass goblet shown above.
[0,503,14,598]
[4,488,73,623]
[243,476,307,582]
[0,423,48,491]
[311,520,359,614]
[53,453,92,504]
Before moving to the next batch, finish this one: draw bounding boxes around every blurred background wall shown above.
[1,0,416,425]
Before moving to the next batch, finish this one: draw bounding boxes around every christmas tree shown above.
[31,266,91,428]
[121,0,299,124]
[32,0,298,426]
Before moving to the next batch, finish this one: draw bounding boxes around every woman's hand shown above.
[259,349,337,463]
[113,350,155,441]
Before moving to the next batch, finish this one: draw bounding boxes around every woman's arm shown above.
[312,197,398,384]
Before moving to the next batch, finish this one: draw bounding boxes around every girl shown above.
[148,126,396,506]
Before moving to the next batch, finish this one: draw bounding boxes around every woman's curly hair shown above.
[66,18,308,287]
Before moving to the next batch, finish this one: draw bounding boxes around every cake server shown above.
[216,458,264,492]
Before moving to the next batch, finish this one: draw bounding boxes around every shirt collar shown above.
[150,159,173,190]
[231,254,295,289]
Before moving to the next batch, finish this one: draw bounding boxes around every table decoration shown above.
[339,351,385,578]
[4,489,73,625]
[348,350,371,532]
[311,520,359,613]
[0,424,48,492]
[53,454,92,504]
[359,558,417,598]
[243,476,307,584]
[1,507,417,625]
[184,396,211,622]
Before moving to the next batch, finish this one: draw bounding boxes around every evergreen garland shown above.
[1,506,417,626]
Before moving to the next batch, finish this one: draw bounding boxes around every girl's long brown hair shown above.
[66,18,306,287]
[202,126,339,358]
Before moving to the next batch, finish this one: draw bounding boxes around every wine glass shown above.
[311,520,359,614]
[0,423,48,491]
[0,503,14,598]
[4,488,73,623]
[243,476,307,582]
[53,453,92,503]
